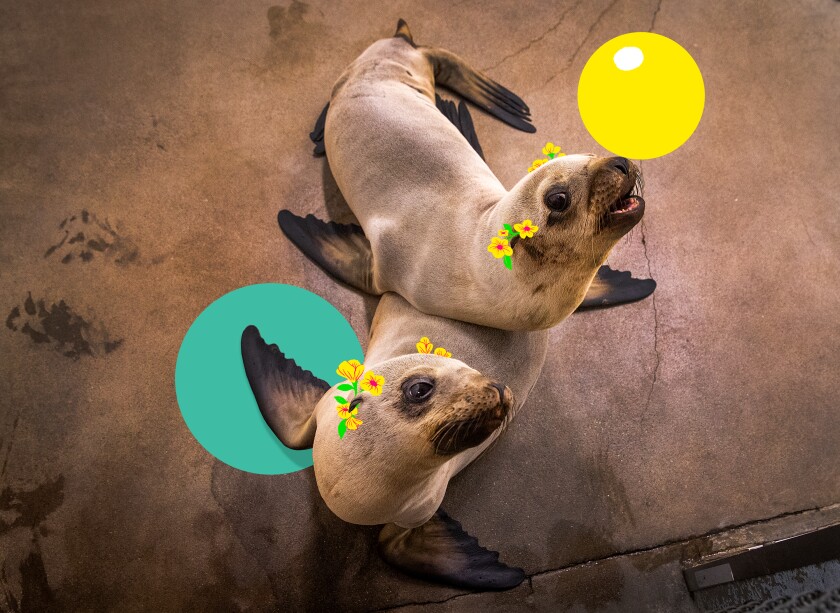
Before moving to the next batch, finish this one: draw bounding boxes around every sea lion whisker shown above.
[433,420,460,455]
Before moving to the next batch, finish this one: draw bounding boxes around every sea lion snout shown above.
[591,156,645,231]
[429,379,513,456]
[490,381,514,415]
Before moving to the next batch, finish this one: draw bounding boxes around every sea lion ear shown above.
[435,94,484,160]
[241,325,327,450]
[277,210,378,295]
[576,265,657,310]
[393,18,415,47]
[378,509,525,590]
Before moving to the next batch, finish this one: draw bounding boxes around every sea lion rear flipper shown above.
[425,47,535,133]
[576,265,657,310]
[435,94,485,160]
[277,210,378,295]
[241,325,327,449]
[378,509,525,590]
[309,102,329,157]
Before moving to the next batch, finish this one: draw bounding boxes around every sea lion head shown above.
[312,354,514,525]
[506,154,644,260]
[497,154,645,319]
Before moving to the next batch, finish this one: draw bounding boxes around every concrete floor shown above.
[1,0,839,611]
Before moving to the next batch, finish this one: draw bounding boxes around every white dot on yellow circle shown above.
[578,32,705,160]
[614,46,643,71]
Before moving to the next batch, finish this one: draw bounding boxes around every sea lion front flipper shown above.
[425,47,535,133]
[277,210,378,295]
[309,102,329,157]
[435,94,485,160]
[576,265,657,310]
[241,325,327,449]
[378,509,525,590]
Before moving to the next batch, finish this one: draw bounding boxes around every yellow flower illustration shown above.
[433,347,452,358]
[514,220,539,238]
[336,359,364,382]
[336,404,357,420]
[360,371,385,395]
[542,142,562,156]
[528,158,548,173]
[345,415,363,430]
[487,237,513,258]
[498,228,510,237]
[416,337,434,354]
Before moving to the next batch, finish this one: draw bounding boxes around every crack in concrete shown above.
[534,0,619,93]
[798,215,819,251]
[649,0,663,32]
[482,0,581,72]
[372,502,840,612]
[639,218,661,423]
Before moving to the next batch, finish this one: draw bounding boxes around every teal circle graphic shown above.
[175,284,363,474]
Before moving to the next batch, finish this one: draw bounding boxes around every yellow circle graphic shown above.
[578,32,705,160]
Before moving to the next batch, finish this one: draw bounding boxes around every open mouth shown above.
[609,192,645,216]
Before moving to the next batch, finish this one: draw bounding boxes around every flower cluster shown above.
[334,359,385,438]
[416,337,451,358]
[487,219,539,269]
[528,142,565,172]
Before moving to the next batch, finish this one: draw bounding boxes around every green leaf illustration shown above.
[334,395,349,405]
[503,223,514,233]
[338,419,347,438]
[503,254,512,270]
[337,383,354,391]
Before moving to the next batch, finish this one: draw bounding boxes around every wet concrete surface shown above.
[1,0,838,610]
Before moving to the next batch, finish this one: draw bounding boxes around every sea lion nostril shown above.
[609,156,629,176]
[490,382,506,403]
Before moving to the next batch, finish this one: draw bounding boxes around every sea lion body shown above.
[242,290,544,587]
[325,35,646,331]
[312,292,548,529]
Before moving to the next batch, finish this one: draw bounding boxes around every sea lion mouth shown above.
[609,194,645,216]
[604,184,645,228]
[431,385,513,456]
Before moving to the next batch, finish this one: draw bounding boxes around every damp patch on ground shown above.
[44,210,139,265]
[5,293,122,359]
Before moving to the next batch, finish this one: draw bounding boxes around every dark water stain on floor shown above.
[16,547,56,613]
[0,477,64,612]
[5,293,122,359]
[545,520,625,611]
[44,210,139,265]
[0,475,65,535]
[265,1,330,74]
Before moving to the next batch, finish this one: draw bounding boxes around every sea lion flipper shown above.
[435,94,485,160]
[378,509,525,590]
[425,47,535,133]
[277,210,378,295]
[576,265,657,310]
[309,102,329,157]
[241,325,327,450]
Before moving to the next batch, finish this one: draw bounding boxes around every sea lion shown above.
[241,291,548,589]
[290,20,650,331]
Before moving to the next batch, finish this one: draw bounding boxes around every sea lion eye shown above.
[544,188,570,212]
[404,378,434,402]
